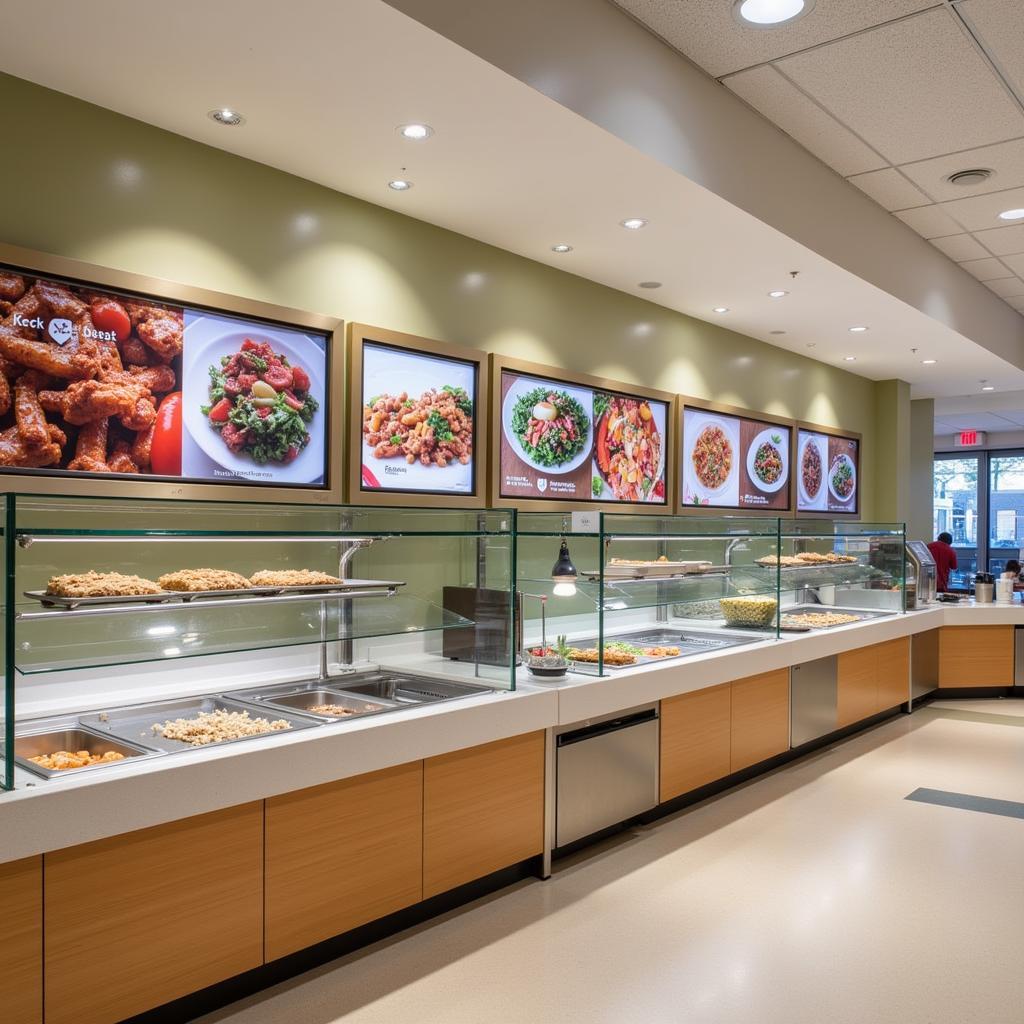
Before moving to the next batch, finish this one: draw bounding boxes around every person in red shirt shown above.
[927,532,958,592]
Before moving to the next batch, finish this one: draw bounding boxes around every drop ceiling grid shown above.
[715,3,1024,313]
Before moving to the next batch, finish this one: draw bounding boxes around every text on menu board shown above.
[359,340,477,495]
[682,407,791,511]
[796,428,859,513]
[498,369,668,503]
[0,264,329,487]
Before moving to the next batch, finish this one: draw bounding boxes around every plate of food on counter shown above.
[746,427,788,493]
[591,392,664,502]
[502,378,591,474]
[599,556,713,579]
[566,640,681,668]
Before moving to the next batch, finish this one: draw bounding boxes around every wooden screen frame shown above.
[794,419,863,520]
[488,353,676,513]
[0,242,343,504]
[676,396,797,518]
[347,323,488,508]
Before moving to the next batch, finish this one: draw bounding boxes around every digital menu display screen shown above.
[0,265,330,487]
[358,340,477,495]
[681,407,791,510]
[797,428,859,513]
[498,368,668,504]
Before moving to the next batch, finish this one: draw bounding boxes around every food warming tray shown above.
[24,590,178,610]
[617,628,756,654]
[778,605,893,629]
[79,695,320,753]
[230,684,398,721]
[588,561,714,580]
[336,673,495,703]
[15,727,163,779]
[24,579,404,610]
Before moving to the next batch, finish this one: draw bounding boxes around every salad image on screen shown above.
[593,393,664,501]
[201,338,318,465]
[752,436,784,486]
[511,386,588,467]
[362,386,472,468]
[830,453,856,501]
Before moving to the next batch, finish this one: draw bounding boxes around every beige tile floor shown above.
[200,700,1024,1024]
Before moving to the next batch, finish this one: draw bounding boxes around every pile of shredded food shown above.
[153,709,291,746]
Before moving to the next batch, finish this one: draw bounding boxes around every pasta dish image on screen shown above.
[691,423,733,490]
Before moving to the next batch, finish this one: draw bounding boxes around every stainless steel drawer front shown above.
[556,709,659,848]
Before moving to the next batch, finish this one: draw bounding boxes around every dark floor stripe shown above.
[906,787,1024,820]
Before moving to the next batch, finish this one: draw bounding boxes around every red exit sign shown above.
[954,430,987,447]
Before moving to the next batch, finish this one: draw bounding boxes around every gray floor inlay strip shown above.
[906,787,1024,820]
[921,707,1024,727]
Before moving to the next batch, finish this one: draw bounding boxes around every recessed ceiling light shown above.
[734,0,814,28]
[947,168,992,187]
[638,281,662,289]
[712,307,729,313]
[208,108,244,126]
[998,208,1024,221]
[551,244,573,253]
[982,385,995,391]
[806,342,816,348]
[922,358,937,365]
[843,356,857,361]
[620,218,648,230]
[848,325,868,333]
[388,179,413,191]
[770,330,786,335]
[768,290,788,298]
[398,123,433,140]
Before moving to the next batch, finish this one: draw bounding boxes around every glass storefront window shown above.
[933,455,978,589]
[988,454,1024,574]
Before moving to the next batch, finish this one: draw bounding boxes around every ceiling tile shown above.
[960,257,1012,281]
[725,65,887,176]
[938,186,1024,232]
[778,8,1024,164]
[1000,252,1024,276]
[614,0,938,79]
[973,224,1024,255]
[937,411,1022,430]
[998,410,1024,426]
[930,234,992,261]
[958,0,1024,98]
[894,205,966,239]
[984,277,1024,297]
[899,138,1024,203]
[847,168,929,211]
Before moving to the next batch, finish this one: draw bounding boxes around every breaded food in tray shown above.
[158,568,251,592]
[249,569,341,587]
[46,570,163,597]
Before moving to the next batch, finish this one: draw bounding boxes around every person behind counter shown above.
[927,532,958,592]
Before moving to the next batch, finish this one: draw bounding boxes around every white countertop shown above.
[1,599,1019,864]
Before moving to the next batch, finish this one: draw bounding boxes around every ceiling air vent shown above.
[947,169,992,187]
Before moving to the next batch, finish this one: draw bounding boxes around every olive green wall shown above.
[0,72,888,517]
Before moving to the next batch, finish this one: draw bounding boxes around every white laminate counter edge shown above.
[1,602,1019,863]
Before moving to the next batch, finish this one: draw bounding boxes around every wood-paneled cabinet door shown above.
[876,637,910,712]
[0,855,42,1024]
[837,645,878,728]
[424,731,545,899]
[731,669,790,773]
[45,802,264,1024]
[938,625,1015,687]
[660,683,731,802]
[266,761,424,961]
